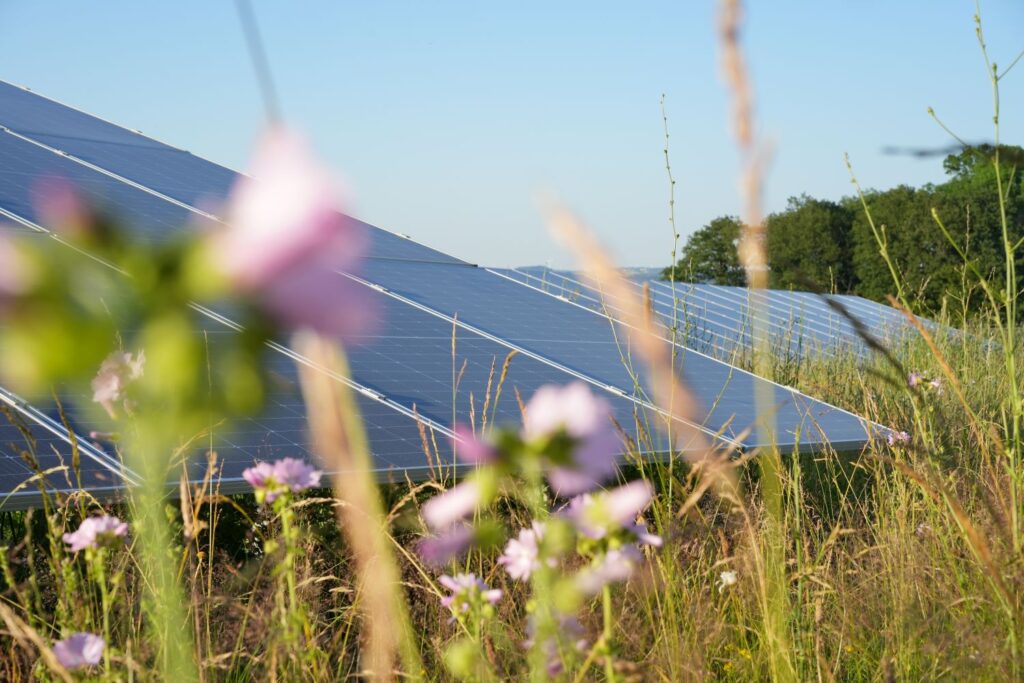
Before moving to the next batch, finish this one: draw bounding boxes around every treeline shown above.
[662,146,1024,318]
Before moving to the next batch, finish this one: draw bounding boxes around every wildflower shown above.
[626,522,663,548]
[52,632,104,670]
[91,350,145,418]
[908,371,923,388]
[718,569,738,593]
[439,573,502,619]
[523,382,619,495]
[452,424,499,465]
[421,480,483,532]
[242,457,321,504]
[498,521,554,581]
[887,430,911,447]
[62,515,128,552]
[418,524,475,566]
[574,545,643,594]
[564,480,654,540]
[213,127,375,337]
[272,457,322,492]
[928,377,942,392]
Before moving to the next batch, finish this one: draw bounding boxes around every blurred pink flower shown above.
[272,457,322,492]
[524,614,588,676]
[62,515,128,552]
[53,632,104,670]
[887,430,911,447]
[213,126,375,337]
[523,382,619,495]
[908,372,923,388]
[498,521,554,581]
[243,458,321,504]
[627,522,663,548]
[421,480,482,532]
[32,178,93,239]
[574,545,642,594]
[91,350,145,418]
[439,573,502,616]
[564,480,654,539]
[452,424,499,465]
[417,524,474,566]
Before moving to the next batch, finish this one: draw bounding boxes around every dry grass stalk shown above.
[544,205,737,496]
[293,331,422,680]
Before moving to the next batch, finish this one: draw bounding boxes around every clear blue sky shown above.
[1,2,1022,268]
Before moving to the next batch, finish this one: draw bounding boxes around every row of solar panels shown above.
[499,267,926,361]
[0,80,877,509]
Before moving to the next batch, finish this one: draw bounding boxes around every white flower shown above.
[717,570,738,593]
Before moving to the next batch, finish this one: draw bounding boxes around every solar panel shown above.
[0,82,882,508]
[500,267,927,360]
[0,81,465,266]
[354,260,873,451]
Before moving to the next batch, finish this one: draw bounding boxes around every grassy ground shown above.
[0,314,1019,681]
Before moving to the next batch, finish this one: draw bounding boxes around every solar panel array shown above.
[498,266,929,361]
[0,80,878,509]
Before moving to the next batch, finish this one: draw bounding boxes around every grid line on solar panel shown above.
[341,269,745,450]
[499,267,854,360]
[348,263,874,450]
[505,267,907,360]
[507,268,825,351]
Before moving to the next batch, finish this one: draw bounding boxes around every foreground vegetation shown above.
[0,2,1021,681]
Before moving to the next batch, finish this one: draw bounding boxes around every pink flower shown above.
[627,522,663,548]
[31,178,93,239]
[91,350,145,418]
[439,573,502,616]
[574,545,643,594]
[929,378,942,392]
[62,515,128,552]
[417,524,474,566]
[273,457,322,492]
[53,632,104,670]
[212,126,375,338]
[564,480,654,540]
[887,430,911,447]
[421,481,482,532]
[498,522,553,581]
[242,458,321,504]
[524,614,588,675]
[523,382,620,495]
[452,424,499,465]
[908,372,923,388]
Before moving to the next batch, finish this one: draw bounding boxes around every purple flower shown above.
[498,522,553,581]
[523,382,620,495]
[31,178,94,239]
[62,515,129,552]
[626,522,663,548]
[421,480,482,532]
[212,126,376,338]
[908,372,923,388]
[273,457,322,492]
[91,350,145,418]
[452,424,499,465]
[564,480,654,539]
[53,632,104,670]
[439,573,502,617]
[574,545,643,594]
[887,430,911,447]
[417,524,474,566]
[929,377,942,392]
[242,458,321,504]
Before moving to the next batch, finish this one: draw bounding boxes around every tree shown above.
[766,195,855,292]
[662,216,746,285]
